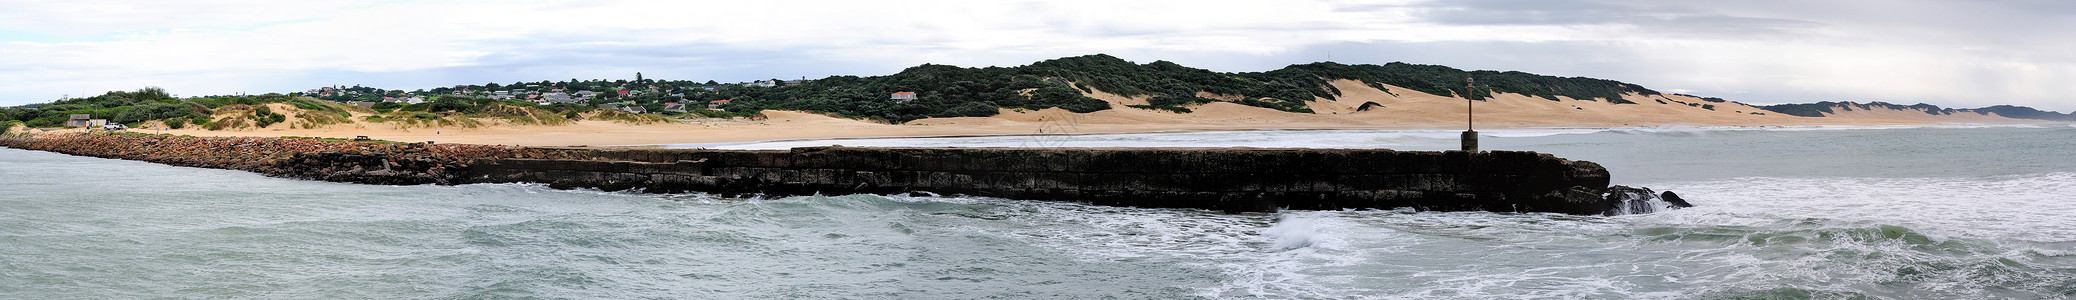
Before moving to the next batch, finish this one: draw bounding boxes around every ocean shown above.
[5,125,2075,299]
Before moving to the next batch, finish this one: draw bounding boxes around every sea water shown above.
[5,125,2076,299]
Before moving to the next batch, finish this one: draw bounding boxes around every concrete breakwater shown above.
[3,133,1621,214]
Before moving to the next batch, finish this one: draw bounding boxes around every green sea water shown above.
[6,125,2076,298]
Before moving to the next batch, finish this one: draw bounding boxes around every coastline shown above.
[105,120,2066,149]
[25,78,2060,148]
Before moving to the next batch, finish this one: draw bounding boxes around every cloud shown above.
[0,0,2072,112]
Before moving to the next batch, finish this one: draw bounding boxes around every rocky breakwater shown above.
[468,147,1624,214]
[3,133,1642,215]
[0,133,592,185]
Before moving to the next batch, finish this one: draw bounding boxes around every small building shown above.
[663,102,688,113]
[708,100,731,110]
[622,106,647,114]
[66,114,93,127]
[891,92,917,102]
[598,103,622,110]
[346,101,379,109]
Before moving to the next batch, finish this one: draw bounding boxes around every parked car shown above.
[102,124,127,130]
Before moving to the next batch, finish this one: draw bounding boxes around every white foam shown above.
[1262,214,1323,251]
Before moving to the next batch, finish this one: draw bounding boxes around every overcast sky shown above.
[2,0,2071,111]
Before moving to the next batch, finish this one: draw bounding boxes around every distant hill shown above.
[1759,101,2075,122]
[721,54,1665,121]
[1973,105,2076,121]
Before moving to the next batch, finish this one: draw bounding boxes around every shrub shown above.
[114,102,203,124]
[165,118,187,129]
[252,106,287,127]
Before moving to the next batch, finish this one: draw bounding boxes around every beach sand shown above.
[115,81,2031,147]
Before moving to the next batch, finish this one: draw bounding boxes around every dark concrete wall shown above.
[461,147,1614,214]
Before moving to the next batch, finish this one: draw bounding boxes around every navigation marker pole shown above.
[1462,76,1478,152]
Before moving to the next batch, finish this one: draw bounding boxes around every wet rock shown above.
[1661,191,1695,208]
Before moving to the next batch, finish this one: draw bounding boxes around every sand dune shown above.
[92,79,2047,147]
[1817,104,2031,123]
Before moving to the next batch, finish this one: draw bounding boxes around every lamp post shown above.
[1462,76,1478,152]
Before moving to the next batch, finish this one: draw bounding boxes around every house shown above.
[616,90,632,97]
[622,106,647,114]
[575,90,598,97]
[891,92,917,102]
[66,114,93,127]
[663,102,688,113]
[708,100,731,110]
[597,103,621,110]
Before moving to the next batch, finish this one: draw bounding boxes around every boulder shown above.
[1660,191,1695,208]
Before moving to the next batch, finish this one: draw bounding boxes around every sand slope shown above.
[1814,104,2032,123]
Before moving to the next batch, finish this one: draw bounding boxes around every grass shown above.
[588,110,672,125]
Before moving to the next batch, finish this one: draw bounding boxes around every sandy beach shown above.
[97,80,2028,147]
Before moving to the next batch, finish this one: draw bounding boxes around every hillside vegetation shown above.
[0,88,663,130]
[1758,101,2076,121]
[720,54,1665,122]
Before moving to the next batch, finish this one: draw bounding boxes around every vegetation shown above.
[252,106,288,128]
[587,110,672,125]
[709,54,1667,122]
[1975,105,2076,121]
[0,54,1713,126]
[1759,101,1981,118]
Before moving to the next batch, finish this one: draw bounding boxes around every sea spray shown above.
[1263,214,1324,251]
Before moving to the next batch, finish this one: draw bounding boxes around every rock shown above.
[1603,185,1659,215]
[1661,191,1695,208]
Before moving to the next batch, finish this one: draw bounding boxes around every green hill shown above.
[719,54,1663,122]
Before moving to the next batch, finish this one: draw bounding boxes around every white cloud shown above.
[1,0,2072,111]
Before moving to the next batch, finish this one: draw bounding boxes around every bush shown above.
[165,118,187,129]
[427,96,478,113]
[114,102,202,124]
[288,98,348,116]
[252,106,287,127]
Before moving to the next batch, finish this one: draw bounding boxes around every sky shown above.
[2,0,2072,111]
